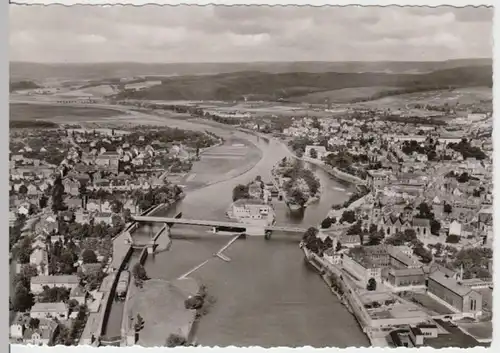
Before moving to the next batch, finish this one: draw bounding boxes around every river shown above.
[132,122,369,347]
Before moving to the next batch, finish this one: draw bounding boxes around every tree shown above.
[302,227,318,243]
[413,245,433,264]
[82,249,98,264]
[111,199,123,214]
[39,195,48,209]
[166,333,187,347]
[430,220,441,236]
[320,217,333,229]
[443,203,452,214]
[340,210,356,224]
[29,318,40,330]
[232,184,249,202]
[17,237,33,264]
[366,278,377,291]
[68,299,79,311]
[18,184,28,195]
[122,208,133,223]
[39,287,70,303]
[20,264,39,280]
[335,241,342,252]
[184,295,204,310]
[368,229,385,246]
[28,203,39,215]
[52,177,66,211]
[347,220,362,235]
[134,314,145,332]
[417,202,433,219]
[309,148,318,159]
[13,282,34,312]
[132,263,148,281]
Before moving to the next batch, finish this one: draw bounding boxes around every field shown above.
[352,86,492,110]
[291,86,400,104]
[9,103,123,121]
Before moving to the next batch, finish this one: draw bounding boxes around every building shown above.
[342,253,382,283]
[230,199,272,220]
[70,286,87,305]
[412,218,431,237]
[10,313,59,346]
[29,248,49,275]
[30,302,69,321]
[304,145,328,160]
[30,275,79,294]
[427,271,483,316]
[387,268,426,288]
[367,170,391,191]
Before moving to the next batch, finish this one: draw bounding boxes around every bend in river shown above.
[133,118,369,347]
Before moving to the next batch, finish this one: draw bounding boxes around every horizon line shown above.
[10,57,493,65]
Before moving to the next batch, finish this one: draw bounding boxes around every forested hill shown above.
[114,65,492,102]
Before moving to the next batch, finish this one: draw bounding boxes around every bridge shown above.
[131,215,307,238]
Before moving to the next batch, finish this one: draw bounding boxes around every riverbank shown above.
[124,278,200,347]
[282,141,365,187]
[301,247,372,344]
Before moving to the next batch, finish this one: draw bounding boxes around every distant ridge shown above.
[110,65,492,102]
[10,58,492,81]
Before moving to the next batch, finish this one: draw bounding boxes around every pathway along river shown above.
[133,122,369,347]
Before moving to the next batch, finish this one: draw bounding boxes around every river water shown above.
[134,124,369,347]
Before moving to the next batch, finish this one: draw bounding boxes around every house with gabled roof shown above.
[412,218,431,237]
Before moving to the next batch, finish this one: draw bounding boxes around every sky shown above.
[9,5,493,63]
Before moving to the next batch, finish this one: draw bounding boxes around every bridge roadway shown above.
[131,215,307,234]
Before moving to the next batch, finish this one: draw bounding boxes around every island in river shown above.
[272,157,321,211]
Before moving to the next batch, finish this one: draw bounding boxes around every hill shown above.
[10,58,491,81]
[113,65,493,102]
[10,80,40,92]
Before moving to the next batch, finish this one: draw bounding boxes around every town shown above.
[9,3,493,350]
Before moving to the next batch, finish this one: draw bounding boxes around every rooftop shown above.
[233,198,268,207]
[31,275,79,285]
[429,271,472,297]
[31,302,68,313]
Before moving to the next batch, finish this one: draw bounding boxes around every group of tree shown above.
[415,202,441,235]
[38,286,71,303]
[132,184,184,212]
[281,159,320,195]
[132,263,149,288]
[51,176,68,213]
[301,227,333,256]
[232,184,250,202]
[288,137,315,154]
[9,214,26,251]
[166,333,187,347]
[11,265,38,312]
[48,239,79,275]
[451,247,492,279]
[339,210,356,224]
[385,229,418,246]
[447,139,486,160]
[366,278,377,291]
[320,217,337,229]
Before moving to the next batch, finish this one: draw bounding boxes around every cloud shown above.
[9,5,493,63]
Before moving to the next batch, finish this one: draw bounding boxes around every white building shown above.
[30,275,79,294]
[231,199,272,220]
[30,302,68,321]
